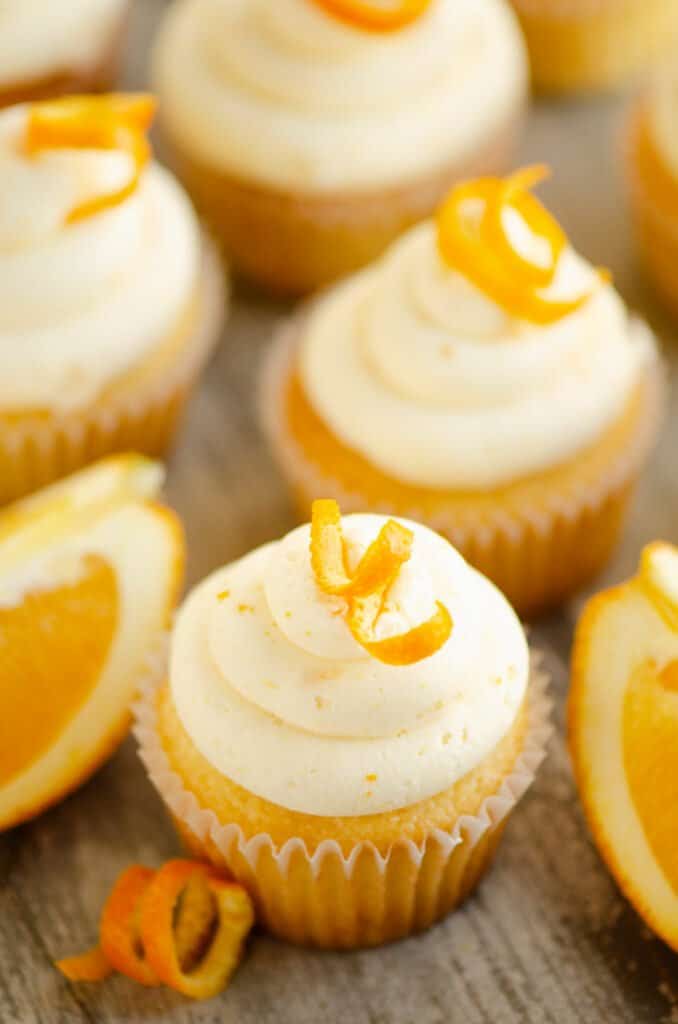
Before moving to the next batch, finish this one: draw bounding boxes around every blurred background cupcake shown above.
[0,94,225,505]
[509,0,678,95]
[152,0,528,295]
[0,0,130,108]
[628,63,678,318]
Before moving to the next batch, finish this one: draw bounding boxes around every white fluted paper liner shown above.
[259,319,664,617]
[0,235,225,506]
[133,641,552,947]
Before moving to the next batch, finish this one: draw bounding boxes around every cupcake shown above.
[0,94,225,505]
[628,66,678,318]
[261,168,663,618]
[508,0,678,95]
[151,0,528,295]
[135,500,551,949]
[0,1,130,108]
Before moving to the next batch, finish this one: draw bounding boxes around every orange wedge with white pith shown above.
[0,455,184,831]
[569,542,678,952]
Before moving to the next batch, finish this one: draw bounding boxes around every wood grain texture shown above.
[1,2,677,1021]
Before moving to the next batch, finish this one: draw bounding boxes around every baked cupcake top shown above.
[0,95,201,413]
[0,0,127,89]
[298,168,655,490]
[152,0,527,192]
[169,501,529,817]
[646,65,678,179]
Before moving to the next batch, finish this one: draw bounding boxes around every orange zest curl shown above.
[308,0,432,32]
[310,499,452,665]
[55,860,255,1002]
[26,94,156,224]
[437,165,609,325]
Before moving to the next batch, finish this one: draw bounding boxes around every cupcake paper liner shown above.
[0,236,224,506]
[133,646,552,949]
[259,322,664,618]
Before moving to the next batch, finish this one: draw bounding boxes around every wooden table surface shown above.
[2,4,677,1021]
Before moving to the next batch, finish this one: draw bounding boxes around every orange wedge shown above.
[309,0,432,32]
[569,541,678,952]
[0,455,184,831]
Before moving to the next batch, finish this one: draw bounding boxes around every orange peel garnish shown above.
[25,93,156,224]
[55,860,255,1002]
[437,166,609,325]
[140,860,255,1001]
[310,499,452,665]
[309,0,432,32]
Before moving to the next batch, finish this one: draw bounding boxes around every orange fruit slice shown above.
[0,456,184,831]
[569,541,678,951]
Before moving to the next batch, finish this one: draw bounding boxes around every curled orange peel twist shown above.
[436,166,610,325]
[308,0,432,32]
[310,499,452,665]
[25,93,156,224]
[55,859,255,1001]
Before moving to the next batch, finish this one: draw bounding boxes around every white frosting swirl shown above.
[152,0,527,191]
[648,65,678,181]
[0,0,127,87]
[0,106,202,412]
[299,217,654,490]
[170,515,529,817]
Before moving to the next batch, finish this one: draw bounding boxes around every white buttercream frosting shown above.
[0,0,127,88]
[169,514,529,817]
[152,0,527,192]
[0,106,202,412]
[648,65,678,181]
[298,214,654,491]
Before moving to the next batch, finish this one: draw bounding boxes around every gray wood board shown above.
[1,2,677,1020]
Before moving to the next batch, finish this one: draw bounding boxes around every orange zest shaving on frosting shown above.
[437,165,609,325]
[310,499,452,665]
[56,860,255,1001]
[308,0,431,32]
[25,94,156,224]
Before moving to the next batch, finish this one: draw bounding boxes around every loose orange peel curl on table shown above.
[309,0,431,32]
[310,499,452,665]
[56,860,255,1001]
[25,93,156,225]
[436,165,610,325]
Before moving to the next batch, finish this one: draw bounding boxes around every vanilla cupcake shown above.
[508,0,678,95]
[628,66,678,318]
[151,0,528,295]
[261,169,662,618]
[0,1,130,108]
[0,95,224,505]
[135,501,550,949]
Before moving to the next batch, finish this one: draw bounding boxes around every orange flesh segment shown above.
[436,167,606,325]
[100,865,160,987]
[56,947,112,983]
[140,860,255,1000]
[310,499,452,664]
[0,555,117,787]
[309,0,432,32]
[26,94,155,224]
[623,658,678,896]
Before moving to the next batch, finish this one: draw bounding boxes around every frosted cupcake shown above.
[151,0,528,295]
[628,66,678,318]
[508,0,678,95]
[135,500,551,949]
[261,168,662,618]
[0,94,224,505]
[0,1,130,108]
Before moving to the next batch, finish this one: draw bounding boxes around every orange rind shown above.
[310,499,452,664]
[56,860,255,1002]
[437,167,608,325]
[308,0,432,32]
[569,541,678,952]
[26,93,156,224]
[0,455,184,831]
